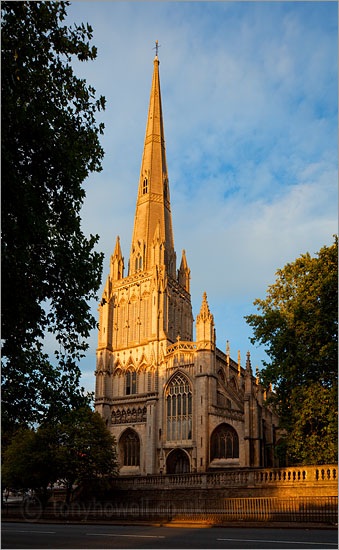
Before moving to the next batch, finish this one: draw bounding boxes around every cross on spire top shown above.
[154,40,160,57]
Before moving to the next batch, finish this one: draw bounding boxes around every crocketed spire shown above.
[129,45,175,276]
[110,235,124,280]
[246,350,252,374]
[196,292,215,348]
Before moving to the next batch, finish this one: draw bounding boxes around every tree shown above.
[55,407,118,503]
[245,236,338,465]
[2,426,59,506]
[285,383,337,465]
[2,1,105,427]
[2,408,118,505]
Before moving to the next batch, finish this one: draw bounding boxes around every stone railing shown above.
[112,465,338,491]
[254,465,337,484]
[166,341,197,354]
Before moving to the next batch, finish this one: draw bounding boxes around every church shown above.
[95,47,279,476]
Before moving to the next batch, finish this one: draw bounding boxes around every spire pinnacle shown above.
[129,46,175,276]
[113,235,122,259]
[196,291,215,347]
[178,249,190,292]
[110,235,124,280]
[180,249,188,270]
[198,292,211,320]
[246,350,252,373]
[226,339,230,379]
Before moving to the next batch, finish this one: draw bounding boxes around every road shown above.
[1,522,337,549]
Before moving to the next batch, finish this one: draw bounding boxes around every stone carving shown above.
[112,406,147,424]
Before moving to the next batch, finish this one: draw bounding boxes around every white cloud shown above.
[60,2,337,394]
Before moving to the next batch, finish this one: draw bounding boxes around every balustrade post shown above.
[248,469,255,487]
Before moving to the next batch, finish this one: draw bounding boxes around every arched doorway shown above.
[166,449,190,474]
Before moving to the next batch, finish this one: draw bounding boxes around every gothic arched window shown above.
[135,255,142,271]
[217,369,225,384]
[142,178,148,195]
[210,424,239,460]
[119,429,140,466]
[126,369,137,395]
[165,373,192,441]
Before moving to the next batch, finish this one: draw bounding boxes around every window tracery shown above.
[119,429,140,466]
[165,373,192,441]
[211,424,239,460]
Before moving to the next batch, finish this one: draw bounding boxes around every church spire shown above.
[129,44,175,277]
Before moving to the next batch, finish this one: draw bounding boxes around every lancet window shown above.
[211,424,239,460]
[119,429,140,466]
[217,369,225,384]
[118,300,128,347]
[135,255,142,271]
[141,295,149,340]
[166,373,192,441]
[126,369,137,395]
[142,177,148,195]
[129,299,138,342]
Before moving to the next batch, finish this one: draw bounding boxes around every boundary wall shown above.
[3,466,337,525]
[110,465,338,498]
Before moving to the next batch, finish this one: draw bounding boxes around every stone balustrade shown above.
[254,465,337,484]
[166,341,197,354]
[112,465,338,492]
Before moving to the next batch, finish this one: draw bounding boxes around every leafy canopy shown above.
[1,1,105,426]
[56,407,118,502]
[2,407,118,504]
[245,236,338,465]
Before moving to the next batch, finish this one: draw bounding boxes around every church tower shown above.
[95,46,194,472]
[95,45,279,475]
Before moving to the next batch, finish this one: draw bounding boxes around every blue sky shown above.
[61,1,337,395]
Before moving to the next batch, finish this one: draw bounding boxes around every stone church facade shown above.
[95,50,279,475]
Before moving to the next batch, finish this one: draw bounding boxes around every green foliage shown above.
[245,236,338,465]
[2,426,59,505]
[1,1,105,426]
[55,407,118,503]
[286,383,338,465]
[2,408,118,504]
